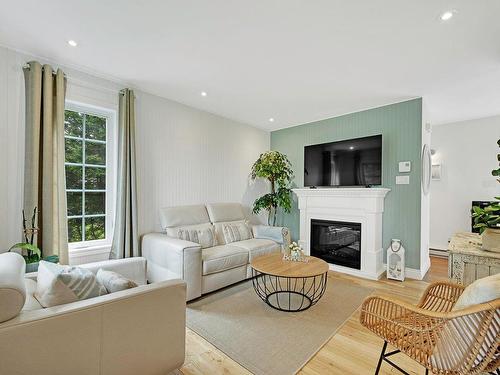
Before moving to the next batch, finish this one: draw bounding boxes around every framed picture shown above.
[431,164,441,180]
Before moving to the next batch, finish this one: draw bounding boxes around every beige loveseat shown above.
[142,202,290,301]
[0,253,186,375]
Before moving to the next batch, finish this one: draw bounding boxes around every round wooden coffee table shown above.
[250,253,329,312]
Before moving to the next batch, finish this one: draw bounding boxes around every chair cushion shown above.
[0,253,26,323]
[159,204,210,230]
[23,278,43,311]
[206,203,245,223]
[231,238,280,261]
[166,223,217,249]
[202,245,249,275]
[35,261,108,308]
[453,273,500,311]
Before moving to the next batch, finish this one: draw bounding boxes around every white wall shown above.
[430,116,500,250]
[0,45,270,253]
[135,91,270,234]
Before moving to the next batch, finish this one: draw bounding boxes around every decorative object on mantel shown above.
[386,239,405,281]
[284,241,309,262]
[9,207,59,272]
[471,138,500,252]
[250,151,294,226]
[448,232,500,285]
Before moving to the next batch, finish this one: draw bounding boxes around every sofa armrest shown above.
[142,233,202,300]
[252,225,291,248]
[0,280,186,375]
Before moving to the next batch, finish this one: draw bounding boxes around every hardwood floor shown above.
[180,257,449,375]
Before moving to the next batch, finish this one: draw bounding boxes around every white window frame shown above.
[64,101,117,253]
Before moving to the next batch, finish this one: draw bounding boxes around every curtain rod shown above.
[23,62,67,77]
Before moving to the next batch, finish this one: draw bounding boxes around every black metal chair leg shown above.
[425,369,428,375]
[375,341,388,375]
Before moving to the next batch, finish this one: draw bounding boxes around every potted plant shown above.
[9,207,58,272]
[251,151,294,226]
[472,139,500,252]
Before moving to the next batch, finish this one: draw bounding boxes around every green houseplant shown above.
[472,138,500,252]
[251,151,294,226]
[9,207,58,272]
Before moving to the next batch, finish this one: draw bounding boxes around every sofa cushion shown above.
[202,245,249,275]
[231,238,280,261]
[159,204,210,230]
[96,269,138,293]
[214,220,248,245]
[222,221,253,244]
[23,278,43,311]
[206,202,245,223]
[0,252,27,323]
[167,223,217,249]
[35,261,108,308]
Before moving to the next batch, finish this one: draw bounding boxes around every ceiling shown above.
[1,0,499,130]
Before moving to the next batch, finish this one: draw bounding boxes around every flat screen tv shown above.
[304,135,382,187]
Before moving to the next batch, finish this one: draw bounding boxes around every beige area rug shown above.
[187,277,373,375]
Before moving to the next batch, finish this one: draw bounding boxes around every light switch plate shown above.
[396,175,410,185]
[399,161,411,173]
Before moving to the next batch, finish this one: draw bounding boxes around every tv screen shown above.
[304,135,382,187]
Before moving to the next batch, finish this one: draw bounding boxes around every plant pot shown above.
[26,262,39,273]
[482,228,500,252]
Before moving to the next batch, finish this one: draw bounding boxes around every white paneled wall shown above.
[0,45,270,254]
[135,91,270,235]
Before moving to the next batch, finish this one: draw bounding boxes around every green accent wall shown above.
[271,98,423,269]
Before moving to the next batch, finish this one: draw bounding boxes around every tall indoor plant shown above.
[251,151,294,226]
[472,139,500,252]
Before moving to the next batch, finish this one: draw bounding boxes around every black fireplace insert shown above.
[310,219,361,270]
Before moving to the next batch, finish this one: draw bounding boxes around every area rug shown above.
[187,278,373,375]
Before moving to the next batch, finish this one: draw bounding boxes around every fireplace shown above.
[310,219,361,270]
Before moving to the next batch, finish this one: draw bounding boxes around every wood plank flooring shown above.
[181,257,449,375]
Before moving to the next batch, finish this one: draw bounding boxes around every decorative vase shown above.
[26,262,39,273]
[482,228,500,253]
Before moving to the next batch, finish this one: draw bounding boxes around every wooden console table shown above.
[448,232,500,285]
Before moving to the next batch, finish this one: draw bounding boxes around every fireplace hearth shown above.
[310,219,361,270]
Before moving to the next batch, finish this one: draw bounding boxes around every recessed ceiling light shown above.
[349,146,354,150]
[269,118,275,122]
[440,11,454,21]
[67,40,78,47]
[201,91,207,97]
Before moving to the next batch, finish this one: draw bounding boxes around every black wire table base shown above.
[251,268,328,312]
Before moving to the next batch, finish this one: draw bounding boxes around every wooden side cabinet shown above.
[448,232,500,285]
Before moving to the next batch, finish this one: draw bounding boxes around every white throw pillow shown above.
[96,269,138,293]
[174,225,217,249]
[452,273,500,311]
[223,221,253,244]
[35,261,107,308]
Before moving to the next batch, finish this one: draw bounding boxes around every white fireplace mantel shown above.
[293,187,390,280]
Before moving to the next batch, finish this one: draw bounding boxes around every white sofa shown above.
[0,253,186,375]
[142,202,290,301]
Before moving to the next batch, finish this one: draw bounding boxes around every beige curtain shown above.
[23,61,69,264]
[110,88,139,259]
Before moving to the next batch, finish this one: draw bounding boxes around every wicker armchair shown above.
[360,281,500,375]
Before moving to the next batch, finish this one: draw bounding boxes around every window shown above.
[64,103,115,249]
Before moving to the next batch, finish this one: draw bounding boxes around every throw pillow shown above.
[96,269,138,293]
[452,273,500,311]
[35,261,107,308]
[177,225,217,249]
[223,221,253,244]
